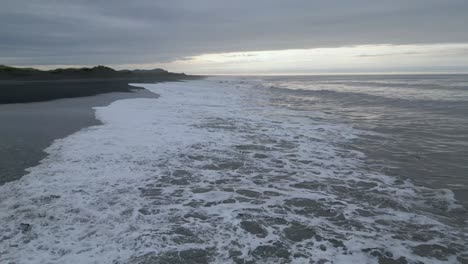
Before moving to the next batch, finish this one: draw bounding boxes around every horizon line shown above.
[8,64,468,76]
[204,72,468,76]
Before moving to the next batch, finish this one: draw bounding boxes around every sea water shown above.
[0,76,466,263]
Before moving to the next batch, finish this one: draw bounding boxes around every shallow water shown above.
[0,78,466,263]
[0,89,157,184]
[263,75,468,206]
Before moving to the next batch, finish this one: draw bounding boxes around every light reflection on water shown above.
[262,75,468,205]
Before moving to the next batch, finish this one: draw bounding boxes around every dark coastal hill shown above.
[0,64,187,81]
[0,65,200,104]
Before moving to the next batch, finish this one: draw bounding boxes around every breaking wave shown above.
[0,78,466,263]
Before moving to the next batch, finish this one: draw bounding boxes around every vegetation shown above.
[0,65,182,81]
[0,65,199,104]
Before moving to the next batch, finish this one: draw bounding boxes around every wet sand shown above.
[0,88,158,184]
[0,78,189,104]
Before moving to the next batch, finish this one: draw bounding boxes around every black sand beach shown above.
[0,88,158,184]
[0,64,199,104]
[0,79,145,104]
[0,65,199,184]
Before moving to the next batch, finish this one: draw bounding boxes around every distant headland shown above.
[0,65,200,104]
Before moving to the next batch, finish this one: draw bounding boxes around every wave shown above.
[0,78,465,263]
[266,75,468,92]
[267,85,468,117]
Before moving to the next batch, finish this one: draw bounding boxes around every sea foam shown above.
[0,78,465,263]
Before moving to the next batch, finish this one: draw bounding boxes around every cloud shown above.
[151,44,468,75]
[1,1,468,67]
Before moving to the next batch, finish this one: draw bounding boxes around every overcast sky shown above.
[2,1,468,74]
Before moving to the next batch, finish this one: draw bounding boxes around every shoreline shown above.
[0,78,466,263]
[0,76,199,104]
[0,87,158,185]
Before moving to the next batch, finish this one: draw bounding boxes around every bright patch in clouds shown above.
[29,43,468,75]
[152,43,468,75]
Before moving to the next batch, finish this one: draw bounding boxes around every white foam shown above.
[0,78,465,263]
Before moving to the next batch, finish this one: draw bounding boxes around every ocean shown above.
[0,76,466,263]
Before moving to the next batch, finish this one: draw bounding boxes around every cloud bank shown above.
[2,1,468,72]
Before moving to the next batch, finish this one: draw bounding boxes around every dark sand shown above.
[0,88,158,184]
[0,78,179,104]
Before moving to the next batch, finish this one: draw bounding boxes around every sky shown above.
[2,0,468,74]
